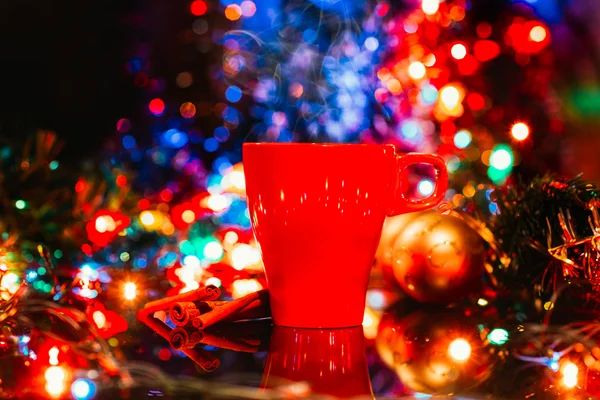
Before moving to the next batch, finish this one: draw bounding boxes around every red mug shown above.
[243,143,448,328]
[261,326,372,398]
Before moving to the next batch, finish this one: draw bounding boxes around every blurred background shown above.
[1,0,598,179]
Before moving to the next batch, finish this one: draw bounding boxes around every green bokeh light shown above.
[488,328,509,345]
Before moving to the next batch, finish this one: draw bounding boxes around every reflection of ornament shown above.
[391,211,485,303]
[376,307,492,395]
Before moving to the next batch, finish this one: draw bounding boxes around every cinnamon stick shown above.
[141,285,220,315]
[170,327,204,350]
[196,331,260,353]
[169,302,202,328]
[169,326,264,353]
[195,289,270,330]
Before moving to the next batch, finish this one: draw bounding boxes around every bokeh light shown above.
[529,25,547,43]
[448,338,471,361]
[490,147,513,170]
[451,43,467,60]
[487,328,509,345]
[240,1,257,17]
[561,362,578,389]
[511,122,530,141]
[422,0,440,15]
[71,379,95,400]
[190,0,208,16]
[417,179,434,196]
[45,366,67,397]
[176,72,193,88]
[408,61,426,79]
[454,129,472,149]
[225,86,243,103]
[225,4,242,21]
[148,98,165,116]
[440,85,461,109]
[124,282,137,300]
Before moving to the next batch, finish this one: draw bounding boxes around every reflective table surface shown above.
[132,300,496,399]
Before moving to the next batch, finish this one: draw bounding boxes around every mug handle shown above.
[388,153,449,216]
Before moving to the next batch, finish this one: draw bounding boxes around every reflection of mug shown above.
[244,143,448,328]
[261,326,373,398]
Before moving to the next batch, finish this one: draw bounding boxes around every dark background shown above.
[0,0,138,163]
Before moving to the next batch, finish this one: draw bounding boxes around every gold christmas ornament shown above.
[391,211,485,303]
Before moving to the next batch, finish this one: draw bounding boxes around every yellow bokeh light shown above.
[45,366,66,397]
[362,307,380,339]
[377,67,391,82]
[440,85,461,110]
[423,54,436,67]
[408,61,426,79]
[225,4,242,21]
[140,211,155,226]
[451,43,467,60]
[140,210,164,230]
[231,243,262,271]
[93,310,107,329]
[1,272,20,294]
[224,231,239,244]
[386,78,402,94]
[232,279,263,299]
[48,347,59,366]
[463,184,476,198]
[422,0,440,15]
[124,282,137,300]
[511,122,530,141]
[181,210,196,224]
[95,216,116,233]
[448,338,472,361]
[562,362,578,389]
[529,26,547,43]
[222,169,246,194]
[207,194,231,212]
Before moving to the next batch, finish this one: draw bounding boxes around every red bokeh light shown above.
[476,22,492,39]
[158,348,172,361]
[190,0,208,16]
[75,178,86,193]
[466,93,485,111]
[376,3,389,17]
[160,189,173,202]
[474,40,501,62]
[116,174,127,187]
[149,98,165,116]
[138,198,151,210]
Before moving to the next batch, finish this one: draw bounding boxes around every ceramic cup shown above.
[244,143,448,327]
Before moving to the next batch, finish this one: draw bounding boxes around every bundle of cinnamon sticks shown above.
[138,285,271,372]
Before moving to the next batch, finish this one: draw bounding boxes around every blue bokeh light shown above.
[122,135,136,150]
[225,86,243,103]
[204,138,219,152]
[161,129,189,149]
[71,379,96,400]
